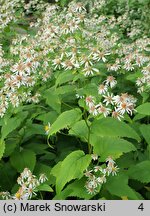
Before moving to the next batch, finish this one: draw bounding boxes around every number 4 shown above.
[138,203,144,211]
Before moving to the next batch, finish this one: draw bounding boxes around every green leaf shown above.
[60,0,69,7]
[53,188,73,200]
[84,83,98,96]
[141,92,150,103]
[140,124,150,145]
[53,177,95,200]
[105,174,142,200]
[140,124,150,158]
[56,70,74,87]
[0,162,17,191]
[22,123,45,142]
[56,85,76,95]
[0,139,5,160]
[136,103,150,116]
[36,111,58,124]
[51,150,91,194]
[4,138,19,157]
[69,120,88,141]
[133,113,145,121]
[44,89,61,113]
[72,74,84,82]
[10,149,36,172]
[1,111,28,140]
[51,161,62,178]
[77,83,98,98]
[126,72,141,82]
[39,152,56,161]
[62,177,99,199]
[90,136,136,161]
[91,117,140,141]
[48,108,82,136]
[34,163,53,185]
[36,184,53,192]
[128,161,150,183]
[25,143,48,155]
[116,152,137,169]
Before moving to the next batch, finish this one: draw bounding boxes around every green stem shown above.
[37,105,49,110]
[39,191,43,200]
[47,137,54,149]
[126,0,130,12]
[62,101,74,109]
[84,111,92,154]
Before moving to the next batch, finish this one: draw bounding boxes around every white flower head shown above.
[91,154,98,161]
[98,84,108,95]
[44,122,51,135]
[105,76,117,88]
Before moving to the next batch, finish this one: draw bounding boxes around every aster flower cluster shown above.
[85,155,119,195]
[136,64,150,93]
[86,76,137,120]
[0,0,24,32]
[0,0,149,119]
[0,168,48,200]
[23,0,49,15]
[0,0,50,33]
[107,38,150,93]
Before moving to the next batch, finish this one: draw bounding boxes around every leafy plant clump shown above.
[0,0,150,200]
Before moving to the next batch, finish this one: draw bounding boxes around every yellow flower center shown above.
[44,125,49,132]
[15,192,21,199]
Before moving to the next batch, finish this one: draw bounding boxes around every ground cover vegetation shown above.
[0,0,150,200]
